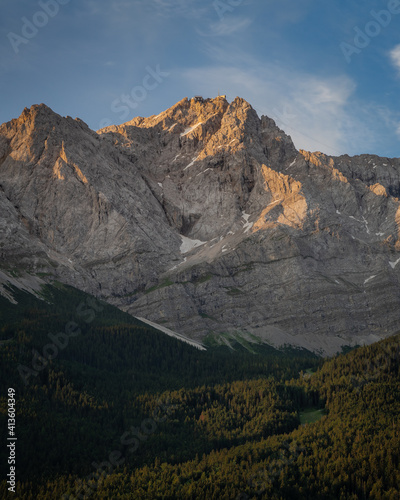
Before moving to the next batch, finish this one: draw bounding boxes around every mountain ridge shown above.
[1,96,400,355]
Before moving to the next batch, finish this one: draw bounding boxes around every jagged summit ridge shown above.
[97,96,297,241]
[1,97,400,355]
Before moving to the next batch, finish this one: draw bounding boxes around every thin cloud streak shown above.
[197,16,253,37]
[389,44,400,75]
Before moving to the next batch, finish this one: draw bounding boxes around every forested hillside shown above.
[0,284,399,499]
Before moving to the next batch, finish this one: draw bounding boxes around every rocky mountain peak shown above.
[1,97,400,355]
[21,103,57,120]
[101,95,265,151]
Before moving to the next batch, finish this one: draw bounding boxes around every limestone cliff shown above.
[1,97,400,355]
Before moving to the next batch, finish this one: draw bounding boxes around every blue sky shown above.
[1,0,400,157]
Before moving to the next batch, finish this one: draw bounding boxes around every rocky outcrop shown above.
[1,97,400,355]
[0,104,181,296]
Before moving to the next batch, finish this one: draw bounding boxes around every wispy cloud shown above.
[197,16,253,37]
[389,44,400,75]
[182,62,361,155]
[149,0,209,19]
[178,31,400,157]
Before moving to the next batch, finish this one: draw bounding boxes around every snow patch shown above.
[180,235,206,254]
[361,215,370,234]
[376,232,385,237]
[183,156,199,171]
[180,122,203,137]
[242,212,254,233]
[157,182,163,188]
[196,168,211,177]
[336,210,341,215]
[364,275,376,284]
[389,257,400,269]
[135,317,206,351]
[349,214,370,234]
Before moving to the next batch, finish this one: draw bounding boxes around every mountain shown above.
[1,96,400,355]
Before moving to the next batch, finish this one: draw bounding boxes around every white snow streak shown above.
[180,122,203,137]
[172,153,181,163]
[135,317,206,350]
[389,257,400,269]
[361,215,370,234]
[242,212,253,233]
[196,168,211,177]
[183,156,199,171]
[349,214,370,233]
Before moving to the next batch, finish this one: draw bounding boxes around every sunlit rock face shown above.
[1,97,400,355]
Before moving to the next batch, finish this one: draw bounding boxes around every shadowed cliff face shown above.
[1,97,400,355]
